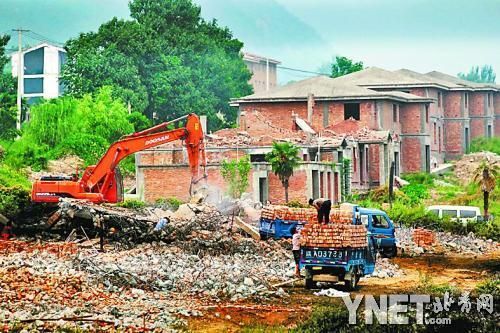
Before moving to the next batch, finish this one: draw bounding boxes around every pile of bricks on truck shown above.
[261,205,352,224]
[300,224,367,248]
[412,228,435,247]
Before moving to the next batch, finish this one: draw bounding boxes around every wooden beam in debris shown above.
[234,216,261,241]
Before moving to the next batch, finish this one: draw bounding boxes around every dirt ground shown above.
[187,251,500,332]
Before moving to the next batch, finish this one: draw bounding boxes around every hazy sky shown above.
[1,0,499,83]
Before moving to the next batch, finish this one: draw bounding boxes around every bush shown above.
[4,139,48,171]
[55,133,108,165]
[400,183,430,204]
[470,137,500,155]
[402,172,435,186]
[475,276,500,297]
[386,202,442,229]
[155,197,183,211]
[0,185,30,218]
[116,199,145,209]
[0,165,30,189]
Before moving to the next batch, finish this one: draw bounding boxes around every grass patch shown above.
[116,199,145,209]
[470,137,500,155]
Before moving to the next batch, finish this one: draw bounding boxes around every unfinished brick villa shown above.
[135,67,499,204]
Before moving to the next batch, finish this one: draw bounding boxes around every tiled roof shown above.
[232,75,434,104]
[425,71,498,91]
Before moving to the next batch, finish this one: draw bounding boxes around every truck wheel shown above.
[345,268,360,291]
[305,269,316,289]
[384,245,397,258]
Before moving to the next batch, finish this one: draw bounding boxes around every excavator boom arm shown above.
[82,113,206,192]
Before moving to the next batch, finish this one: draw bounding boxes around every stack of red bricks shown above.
[261,205,352,224]
[300,224,367,248]
[412,228,435,247]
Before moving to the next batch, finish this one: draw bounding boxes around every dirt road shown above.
[188,252,500,332]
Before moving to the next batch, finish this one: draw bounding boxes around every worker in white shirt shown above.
[291,226,301,277]
[309,197,332,224]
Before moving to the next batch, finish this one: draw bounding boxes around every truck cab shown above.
[356,206,397,258]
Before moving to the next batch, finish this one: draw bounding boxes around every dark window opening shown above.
[464,93,468,108]
[259,177,268,204]
[392,104,398,122]
[394,152,400,176]
[487,125,492,138]
[425,145,431,173]
[425,104,430,123]
[337,150,343,163]
[250,154,266,162]
[438,127,442,153]
[344,103,360,120]
[488,93,492,107]
[438,92,442,108]
[24,47,44,75]
[24,78,43,94]
[312,170,319,199]
[433,123,437,144]
[465,128,470,153]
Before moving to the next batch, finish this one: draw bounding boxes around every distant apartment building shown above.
[11,42,67,105]
[243,52,280,93]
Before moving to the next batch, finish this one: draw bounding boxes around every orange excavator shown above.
[31,113,206,204]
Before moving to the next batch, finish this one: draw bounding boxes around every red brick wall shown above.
[443,121,464,156]
[401,137,422,173]
[400,103,422,134]
[470,92,486,138]
[443,92,462,118]
[268,170,308,204]
[368,144,380,184]
[240,100,377,132]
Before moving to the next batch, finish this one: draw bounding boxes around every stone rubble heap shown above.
[396,227,498,256]
[0,203,295,330]
[366,257,405,279]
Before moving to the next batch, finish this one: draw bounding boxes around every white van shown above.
[427,205,482,224]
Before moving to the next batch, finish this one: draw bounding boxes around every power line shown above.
[26,31,63,46]
[277,65,329,76]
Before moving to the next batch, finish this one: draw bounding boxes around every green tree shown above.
[458,65,496,83]
[266,142,301,203]
[220,156,251,199]
[330,56,364,78]
[0,34,18,140]
[62,0,252,131]
[472,160,498,219]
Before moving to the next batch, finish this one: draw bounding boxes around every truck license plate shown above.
[306,250,343,259]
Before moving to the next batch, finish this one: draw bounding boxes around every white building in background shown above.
[11,42,67,105]
[243,52,280,93]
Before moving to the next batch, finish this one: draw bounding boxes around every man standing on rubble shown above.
[309,198,331,224]
[291,226,301,277]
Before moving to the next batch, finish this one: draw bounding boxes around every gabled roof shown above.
[425,71,498,91]
[331,67,449,89]
[231,75,434,104]
[395,69,466,90]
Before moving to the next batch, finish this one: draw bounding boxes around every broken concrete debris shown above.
[396,227,498,256]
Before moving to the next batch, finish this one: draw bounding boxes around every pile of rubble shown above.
[396,227,499,256]
[454,151,499,184]
[367,257,405,279]
[0,201,295,330]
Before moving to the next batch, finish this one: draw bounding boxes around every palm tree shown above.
[472,159,499,220]
[266,141,301,203]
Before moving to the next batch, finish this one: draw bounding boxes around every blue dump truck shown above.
[259,204,397,257]
[300,237,377,290]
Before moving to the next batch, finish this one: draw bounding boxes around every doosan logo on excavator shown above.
[145,135,170,146]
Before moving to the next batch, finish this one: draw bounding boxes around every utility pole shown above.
[13,28,29,130]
